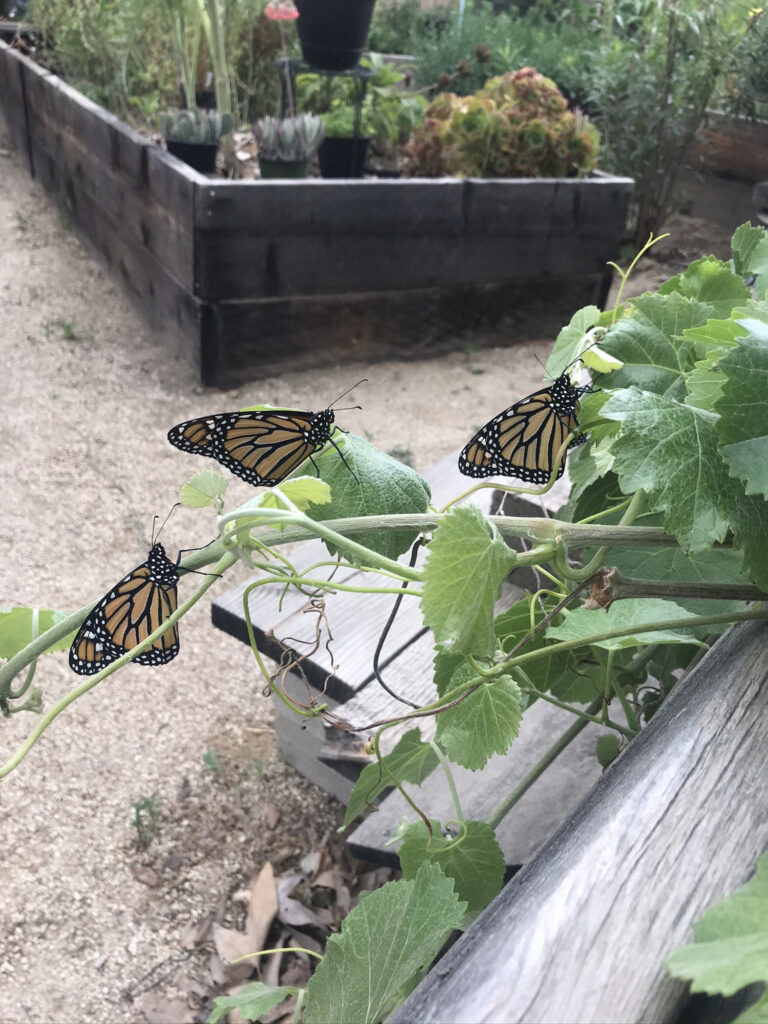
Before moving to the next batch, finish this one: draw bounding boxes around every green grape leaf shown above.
[208,983,298,1024]
[598,292,712,397]
[303,862,466,1024]
[715,324,768,500]
[180,469,228,509]
[421,505,516,658]
[596,734,621,768]
[236,475,331,514]
[436,673,523,770]
[683,316,745,356]
[342,728,438,828]
[659,255,750,318]
[729,491,768,593]
[545,304,601,377]
[0,607,76,660]
[303,433,430,563]
[666,853,768,1022]
[685,353,728,414]
[602,388,732,551]
[546,599,702,650]
[399,819,505,915]
[732,222,768,296]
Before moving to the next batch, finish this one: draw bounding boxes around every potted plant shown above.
[158,107,233,173]
[318,102,374,177]
[295,0,377,70]
[253,113,325,177]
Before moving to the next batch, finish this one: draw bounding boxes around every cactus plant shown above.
[404,67,600,179]
[253,113,325,161]
[158,107,233,145]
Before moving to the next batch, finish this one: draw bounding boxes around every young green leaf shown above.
[596,734,621,768]
[421,505,516,658]
[685,353,728,414]
[546,599,703,650]
[659,255,750,319]
[728,491,768,593]
[732,222,768,296]
[715,323,768,500]
[436,673,523,770]
[398,819,505,915]
[602,388,732,552]
[341,728,439,828]
[545,304,601,378]
[237,475,332,513]
[597,292,711,397]
[303,862,466,1024]
[180,469,228,509]
[0,607,76,660]
[302,433,430,563]
[665,853,768,1024]
[208,982,298,1024]
[581,344,623,374]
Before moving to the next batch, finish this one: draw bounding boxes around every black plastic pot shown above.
[166,140,219,174]
[259,157,309,179]
[295,0,377,71]
[318,136,370,178]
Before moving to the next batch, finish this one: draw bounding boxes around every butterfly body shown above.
[167,407,336,487]
[69,543,180,675]
[459,373,589,484]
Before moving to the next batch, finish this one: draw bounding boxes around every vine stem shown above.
[429,740,464,821]
[0,551,236,780]
[486,697,604,830]
[233,946,323,964]
[557,488,646,582]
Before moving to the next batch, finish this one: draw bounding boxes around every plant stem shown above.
[611,670,639,733]
[486,697,603,830]
[429,740,463,821]
[519,680,634,739]
[0,551,236,780]
[559,488,646,582]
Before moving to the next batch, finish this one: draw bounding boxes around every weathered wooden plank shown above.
[0,41,30,163]
[200,274,608,388]
[392,618,768,1024]
[347,692,603,868]
[21,61,196,290]
[195,178,466,234]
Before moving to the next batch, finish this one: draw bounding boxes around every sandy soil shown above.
[0,122,734,1024]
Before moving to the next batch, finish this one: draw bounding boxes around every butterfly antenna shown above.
[328,435,360,485]
[153,503,181,545]
[328,379,368,409]
[333,404,363,413]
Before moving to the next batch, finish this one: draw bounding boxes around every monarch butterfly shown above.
[458,372,591,484]
[69,542,180,676]
[166,382,366,487]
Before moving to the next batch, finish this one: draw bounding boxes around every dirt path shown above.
[0,125,733,1024]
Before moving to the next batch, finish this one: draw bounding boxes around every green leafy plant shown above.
[405,66,599,177]
[666,852,768,1023]
[253,113,325,159]
[130,792,160,849]
[158,106,233,143]
[3,225,768,1022]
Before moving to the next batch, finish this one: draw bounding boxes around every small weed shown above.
[202,749,221,776]
[43,318,78,341]
[387,445,414,468]
[14,211,29,232]
[131,793,160,850]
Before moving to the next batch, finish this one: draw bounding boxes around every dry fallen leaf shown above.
[276,875,326,930]
[264,803,281,829]
[213,862,278,980]
[131,864,161,888]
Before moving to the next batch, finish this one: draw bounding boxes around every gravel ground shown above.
[0,122,734,1024]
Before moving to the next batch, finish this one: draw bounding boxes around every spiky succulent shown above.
[253,114,325,161]
[158,108,233,145]
[404,68,600,179]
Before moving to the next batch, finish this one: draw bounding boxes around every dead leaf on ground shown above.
[280,959,311,988]
[276,875,326,931]
[213,861,278,979]
[263,930,290,988]
[131,864,161,888]
[264,803,280,829]
[181,913,213,951]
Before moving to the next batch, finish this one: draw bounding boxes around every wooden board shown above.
[391,618,768,1024]
[200,274,610,388]
[0,40,31,167]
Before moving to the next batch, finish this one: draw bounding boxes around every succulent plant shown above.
[404,67,600,179]
[158,108,233,145]
[253,114,325,161]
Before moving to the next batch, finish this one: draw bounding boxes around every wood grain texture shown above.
[0,41,30,164]
[391,619,768,1024]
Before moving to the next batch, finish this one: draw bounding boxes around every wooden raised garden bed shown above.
[0,39,634,387]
